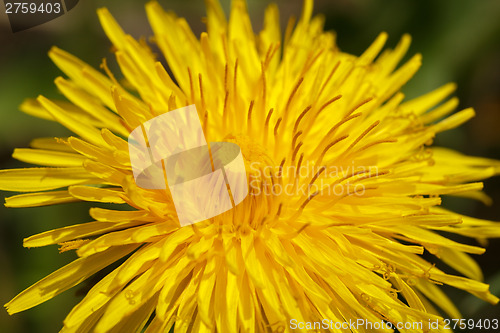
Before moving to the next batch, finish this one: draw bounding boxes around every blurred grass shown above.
[0,0,499,331]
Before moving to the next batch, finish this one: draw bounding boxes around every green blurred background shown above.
[1,0,499,332]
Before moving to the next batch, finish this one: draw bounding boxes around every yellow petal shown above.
[82,160,127,186]
[432,108,475,133]
[4,191,77,208]
[69,185,126,204]
[68,137,129,169]
[20,98,105,127]
[155,255,196,322]
[30,137,74,152]
[54,77,128,136]
[63,268,120,330]
[13,148,85,167]
[402,82,457,116]
[48,47,116,111]
[76,222,175,257]
[38,95,107,147]
[93,265,164,333]
[23,220,144,248]
[439,247,483,281]
[196,256,219,328]
[89,207,151,222]
[5,244,138,314]
[0,167,97,192]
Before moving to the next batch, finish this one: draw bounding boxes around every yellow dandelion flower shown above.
[2,0,500,332]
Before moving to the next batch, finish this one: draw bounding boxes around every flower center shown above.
[223,134,275,174]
